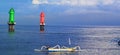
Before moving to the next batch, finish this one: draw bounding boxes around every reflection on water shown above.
[35,52,81,55]
[48,52,77,55]
[8,31,15,36]
[49,52,62,55]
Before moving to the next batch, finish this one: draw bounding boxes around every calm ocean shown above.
[0,25,120,55]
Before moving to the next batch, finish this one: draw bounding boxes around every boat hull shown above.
[48,48,75,52]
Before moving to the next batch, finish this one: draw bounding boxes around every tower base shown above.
[8,22,15,32]
[40,25,44,32]
[8,24,15,32]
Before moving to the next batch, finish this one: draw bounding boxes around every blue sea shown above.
[0,25,120,55]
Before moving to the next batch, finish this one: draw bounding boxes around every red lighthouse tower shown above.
[40,12,45,31]
[40,12,45,25]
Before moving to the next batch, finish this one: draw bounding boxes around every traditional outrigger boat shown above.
[34,45,81,52]
[34,38,83,52]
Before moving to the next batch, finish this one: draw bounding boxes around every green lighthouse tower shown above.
[8,8,16,32]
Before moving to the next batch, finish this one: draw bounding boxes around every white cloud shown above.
[32,0,115,6]
[102,0,114,5]
[31,0,119,14]
[32,0,48,4]
[32,0,40,4]
[79,0,98,6]
[63,8,108,15]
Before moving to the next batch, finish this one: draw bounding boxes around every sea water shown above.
[0,25,120,55]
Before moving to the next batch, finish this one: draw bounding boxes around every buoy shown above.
[40,12,45,32]
[8,8,16,32]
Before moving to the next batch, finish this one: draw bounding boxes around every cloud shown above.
[63,8,111,15]
[32,0,39,4]
[32,0,48,4]
[31,0,120,15]
[102,0,114,5]
[32,0,115,6]
[78,0,98,6]
[32,0,98,6]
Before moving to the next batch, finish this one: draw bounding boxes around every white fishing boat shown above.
[34,45,81,52]
[34,38,83,52]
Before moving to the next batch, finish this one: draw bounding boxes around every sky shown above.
[0,0,120,26]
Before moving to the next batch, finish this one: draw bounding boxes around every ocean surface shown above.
[0,25,120,55]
